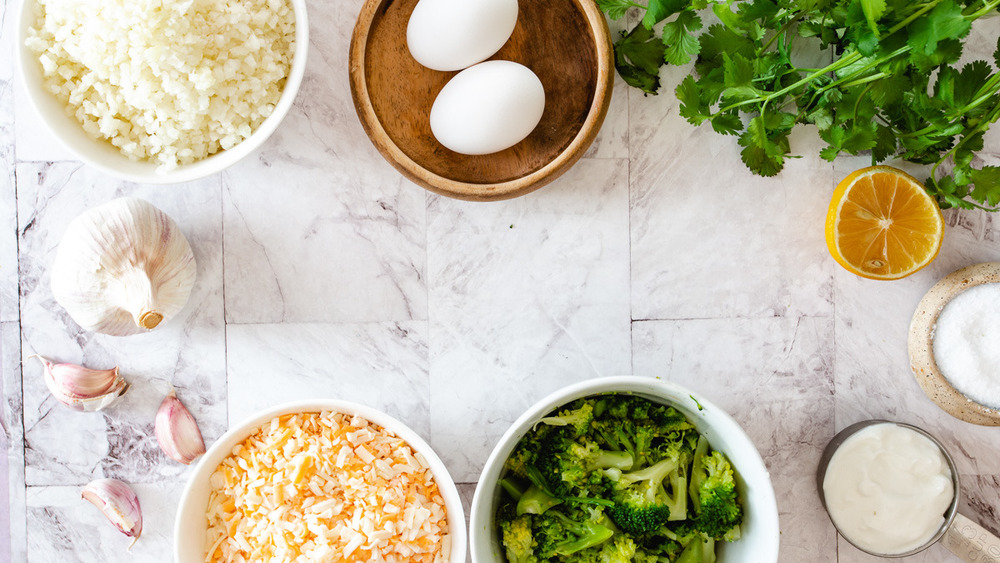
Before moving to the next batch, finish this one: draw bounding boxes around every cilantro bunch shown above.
[597,0,1000,210]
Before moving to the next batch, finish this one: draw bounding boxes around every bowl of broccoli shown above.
[469,376,779,562]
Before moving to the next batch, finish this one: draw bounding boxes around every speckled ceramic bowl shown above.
[908,262,1000,426]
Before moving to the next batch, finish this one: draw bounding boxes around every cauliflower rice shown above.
[25,0,295,170]
[204,411,451,563]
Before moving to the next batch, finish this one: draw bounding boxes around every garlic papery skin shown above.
[81,478,143,546]
[35,356,129,411]
[50,197,197,336]
[155,389,206,464]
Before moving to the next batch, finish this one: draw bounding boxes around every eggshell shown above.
[429,61,545,155]
[406,0,518,72]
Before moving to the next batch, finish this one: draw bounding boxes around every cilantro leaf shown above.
[820,126,846,161]
[737,0,780,22]
[711,112,743,136]
[662,10,703,65]
[871,124,898,163]
[907,0,972,56]
[738,115,790,176]
[954,61,993,111]
[970,166,1000,207]
[909,38,964,73]
[594,0,634,20]
[860,0,887,36]
[721,53,759,101]
[676,75,710,124]
[712,0,746,33]
[643,0,689,28]
[845,1,880,55]
[613,24,665,94]
[868,74,910,106]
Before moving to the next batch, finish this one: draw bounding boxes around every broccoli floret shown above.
[504,440,535,481]
[595,535,638,563]
[613,438,691,523]
[535,401,596,436]
[535,506,615,557]
[531,431,633,498]
[499,514,539,563]
[591,397,693,469]
[689,439,743,540]
[606,488,672,535]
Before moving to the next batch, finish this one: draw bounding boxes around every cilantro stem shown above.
[899,74,1000,139]
[711,51,864,117]
[813,46,910,97]
[886,0,944,35]
[929,100,1000,210]
[965,0,1000,19]
[854,82,878,122]
[759,14,802,54]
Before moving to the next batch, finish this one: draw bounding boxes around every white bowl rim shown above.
[173,399,467,563]
[469,375,780,563]
[15,0,310,184]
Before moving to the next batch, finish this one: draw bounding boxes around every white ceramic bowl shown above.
[174,400,466,563]
[16,0,309,184]
[470,376,780,562]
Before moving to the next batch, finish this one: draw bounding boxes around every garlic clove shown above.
[81,478,142,546]
[50,197,197,336]
[34,356,130,411]
[155,389,206,464]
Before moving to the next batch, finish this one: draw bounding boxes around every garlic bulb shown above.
[81,478,142,546]
[51,198,197,336]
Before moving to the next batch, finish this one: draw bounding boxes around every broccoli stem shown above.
[500,477,527,502]
[517,485,563,515]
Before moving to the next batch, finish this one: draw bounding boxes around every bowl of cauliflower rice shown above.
[17,0,308,183]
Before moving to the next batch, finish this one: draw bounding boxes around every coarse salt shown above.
[933,283,1000,409]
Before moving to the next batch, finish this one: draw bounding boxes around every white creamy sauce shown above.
[933,282,1000,409]
[822,423,954,555]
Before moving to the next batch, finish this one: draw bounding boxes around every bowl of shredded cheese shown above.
[17,0,308,184]
[174,400,465,563]
[909,262,1000,426]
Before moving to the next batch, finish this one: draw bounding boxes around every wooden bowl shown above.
[908,262,1000,426]
[349,0,613,201]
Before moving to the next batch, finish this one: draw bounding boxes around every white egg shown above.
[430,61,545,155]
[406,0,518,72]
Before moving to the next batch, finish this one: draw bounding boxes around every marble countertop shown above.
[2,0,1000,561]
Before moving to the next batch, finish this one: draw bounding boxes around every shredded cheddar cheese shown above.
[205,411,451,563]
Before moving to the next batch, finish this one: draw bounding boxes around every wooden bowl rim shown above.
[907,262,1000,426]
[348,0,614,202]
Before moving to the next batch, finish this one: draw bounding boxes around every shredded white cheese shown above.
[205,411,450,563]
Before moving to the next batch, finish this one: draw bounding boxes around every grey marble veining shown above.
[15,165,227,488]
[427,158,632,482]
[226,322,429,429]
[3,0,1000,561]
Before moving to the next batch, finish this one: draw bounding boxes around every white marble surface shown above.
[2,0,1000,561]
